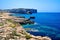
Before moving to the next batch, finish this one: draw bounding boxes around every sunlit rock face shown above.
[0,13,51,40]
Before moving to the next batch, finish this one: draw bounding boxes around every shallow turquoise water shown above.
[23,24,60,40]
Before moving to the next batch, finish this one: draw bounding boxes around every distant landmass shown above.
[0,8,37,14]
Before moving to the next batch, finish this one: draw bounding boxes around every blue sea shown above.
[11,12,60,40]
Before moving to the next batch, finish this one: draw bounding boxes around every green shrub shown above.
[0,23,3,26]
[7,19,13,22]
[24,32,32,39]
[25,35,32,39]
[12,31,21,36]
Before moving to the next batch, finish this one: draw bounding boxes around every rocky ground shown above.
[0,13,51,40]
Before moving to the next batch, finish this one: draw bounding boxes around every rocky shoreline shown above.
[0,13,51,40]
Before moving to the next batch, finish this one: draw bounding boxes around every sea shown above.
[11,12,60,40]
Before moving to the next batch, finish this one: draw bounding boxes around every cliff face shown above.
[0,13,51,40]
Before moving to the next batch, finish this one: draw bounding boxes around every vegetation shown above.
[10,24,16,28]
[12,30,21,36]
[23,32,32,39]
[7,19,13,22]
[7,19,16,28]
[25,34,32,39]
[0,23,4,26]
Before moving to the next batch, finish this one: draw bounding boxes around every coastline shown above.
[0,12,51,40]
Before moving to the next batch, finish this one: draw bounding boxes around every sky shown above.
[0,0,60,12]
